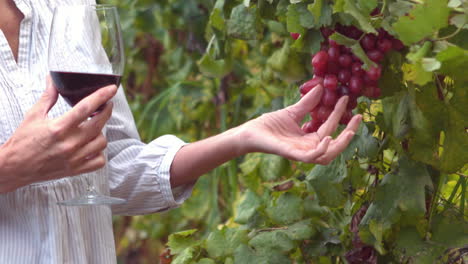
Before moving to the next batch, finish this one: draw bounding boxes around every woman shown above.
[0,0,361,263]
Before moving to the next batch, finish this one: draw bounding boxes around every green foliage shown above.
[105,0,468,262]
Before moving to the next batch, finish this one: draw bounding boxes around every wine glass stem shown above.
[85,175,95,192]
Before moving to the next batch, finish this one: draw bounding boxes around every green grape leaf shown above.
[308,0,322,21]
[297,3,315,29]
[197,259,216,264]
[249,230,295,252]
[307,0,333,28]
[394,227,441,263]
[393,0,450,45]
[227,5,261,40]
[357,0,377,15]
[343,0,377,33]
[360,157,433,247]
[260,154,288,181]
[436,45,468,82]
[306,155,347,208]
[343,123,379,160]
[291,29,323,54]
[382,92,410,139]
[235,190,262,224]
[167,229,200,254]
[197,53,232,78]
[239,153,262,192]
[440,104,468,173]
[379,51,405,97]
[172,247,197,264]
[209,8,225,32]
[234,244,292,264]
[329,32,377,69]
[287,4,304,34]
[431,213,468,248]
[267,41,308,82]
[333,0,345,12]
[266,192,304,224]
[401,63,432,86]
[284,219,316,240]
[205,227,249,258]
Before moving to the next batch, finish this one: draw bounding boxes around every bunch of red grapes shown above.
[298,25,404,133]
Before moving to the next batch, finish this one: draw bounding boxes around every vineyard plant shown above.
[100,0,467,263]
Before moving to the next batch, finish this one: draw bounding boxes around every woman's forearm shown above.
[169,126,248,188]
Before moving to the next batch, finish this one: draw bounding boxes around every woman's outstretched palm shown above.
[241,85,361,165]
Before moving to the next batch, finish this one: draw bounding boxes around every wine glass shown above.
[48,4,126,206]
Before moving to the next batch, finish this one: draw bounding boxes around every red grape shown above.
[327,61,340,75]
[360,34,376,51]
[370,7,381,16]
[290,33,300,40]
[392,39,404,51]
[349,76,363,95]
[303,119,322,133]
[363,74,378,86]
[324,74,338,91]
[351,54,361,62]
[377,39,392,53]
[320,41,329,51]
[367,49,384,62]
[338,54,353,68]
[312,51,329,70]
[300,77,323,95]
[340,110,353,125]
[351,62,364,76]
[347,95,358,109]
[348,27,363,40]
[311,109,319,121]
[341,45,352,54]
[377,28,388,39]
[366,66,382,81]
[329,40,339,47]
[322,88,338,107]
[328,46,341,61]
[314,66,326,77]
[317,105,333,122]
[338,69,351,84]
[320,27,334,38]
[362,85,375,98]
[372,86,381,98]
[337,85,350,97]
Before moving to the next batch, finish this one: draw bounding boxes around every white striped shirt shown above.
[0,0,193,263]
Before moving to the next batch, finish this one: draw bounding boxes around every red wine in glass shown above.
[50,71,121,109]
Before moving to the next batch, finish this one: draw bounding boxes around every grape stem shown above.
[436,23,466,41]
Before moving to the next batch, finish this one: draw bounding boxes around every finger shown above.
[316,131,355,165]
[57,85,117,130]
[79,102,113,142]
[72,153,107,175]
[70,133,108,163]
[317,96,348,138]
[286,85,324,123]
[300,136,331,163]
[29,75,59,118]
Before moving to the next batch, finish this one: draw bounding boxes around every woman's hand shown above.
[239,85,361,165]
[0,77,117,193]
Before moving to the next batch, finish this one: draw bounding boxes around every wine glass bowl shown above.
[48,4,125,206]
[49,4,124,107]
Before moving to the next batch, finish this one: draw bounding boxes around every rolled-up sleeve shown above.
[105,87,194,215]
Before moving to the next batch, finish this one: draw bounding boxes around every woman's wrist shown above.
[0,145,29,193]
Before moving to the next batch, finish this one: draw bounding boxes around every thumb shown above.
[30,75,59,118]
